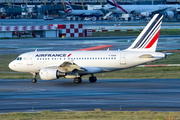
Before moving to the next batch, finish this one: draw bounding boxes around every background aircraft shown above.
[103,0,179,19]
[59,0,104,17]
[9,14,166,84]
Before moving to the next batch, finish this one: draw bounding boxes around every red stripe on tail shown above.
[145,30,160,48]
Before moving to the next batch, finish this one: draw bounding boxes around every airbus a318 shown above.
[9,14,166,84]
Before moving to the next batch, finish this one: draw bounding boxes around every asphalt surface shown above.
[0,78,180,113]
[1,35,180,55]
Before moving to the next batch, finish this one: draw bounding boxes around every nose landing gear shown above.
[31,73,37,83]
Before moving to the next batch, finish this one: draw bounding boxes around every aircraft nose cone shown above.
[8,61,16,71]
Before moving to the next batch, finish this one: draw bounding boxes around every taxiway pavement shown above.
[0,78,180,113]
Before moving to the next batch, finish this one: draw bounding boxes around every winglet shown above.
[126,14,163,52]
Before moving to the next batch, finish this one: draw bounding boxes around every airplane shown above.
[103,0,179,19]
[9,14,166,84]
[59,0,104,17]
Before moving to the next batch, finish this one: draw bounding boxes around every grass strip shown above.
[0,111,180,120]
[92,29,180,37]
[1,66,180,79]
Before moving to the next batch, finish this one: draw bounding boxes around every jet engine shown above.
[164,11,174,19]
[39,68,66,80]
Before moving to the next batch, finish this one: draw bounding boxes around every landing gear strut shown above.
[89,75,97,83]
[74,77,82,84]
[31,73,37,83]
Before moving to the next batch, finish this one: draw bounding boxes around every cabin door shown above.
[120,53,126,65]
[27,54,33,65]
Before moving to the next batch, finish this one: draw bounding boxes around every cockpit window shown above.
[16,57,22,60]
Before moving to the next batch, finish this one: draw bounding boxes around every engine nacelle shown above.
[164,11,174,19]
[39,68,65,80]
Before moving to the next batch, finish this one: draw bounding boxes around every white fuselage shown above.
[104,5,178,14]
[9,50,165,74]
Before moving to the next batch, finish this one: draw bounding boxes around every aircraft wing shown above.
[49,61,86,72]
[43,61,102,77]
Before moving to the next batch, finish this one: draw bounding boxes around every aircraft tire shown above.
[89,76,97,83]
[74,77,82,84]
[32,78,37,83]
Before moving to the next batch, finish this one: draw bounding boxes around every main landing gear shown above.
[73,75,97,84]
[89,76,97,83]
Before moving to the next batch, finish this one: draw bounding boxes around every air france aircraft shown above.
[59,0,104,17]
[9,14,166,84]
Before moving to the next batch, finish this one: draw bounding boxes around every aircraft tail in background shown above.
[64,0,73,13]
[106,0,128,13]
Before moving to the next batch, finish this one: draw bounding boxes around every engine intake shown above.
[39,68,66,80]
[164,11,174,19]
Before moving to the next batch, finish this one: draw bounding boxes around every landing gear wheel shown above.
[74,77,82,84]
[31,73,37,83]
[32,78,37,83]
[89,76,97,83]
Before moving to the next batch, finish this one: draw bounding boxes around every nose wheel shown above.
[32,78,37,83]
[74,77,82,84]
[31,73,37,83]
